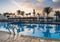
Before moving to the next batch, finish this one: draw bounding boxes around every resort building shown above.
[0,14,8,21]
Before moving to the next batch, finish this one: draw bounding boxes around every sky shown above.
[0,0,60,13]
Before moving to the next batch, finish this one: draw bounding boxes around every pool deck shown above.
[0,31,60,42]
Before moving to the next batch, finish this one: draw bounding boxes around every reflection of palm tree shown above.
[21,27,24,32]
[4,24,15,42]
[55,24,60,33]
[43,24,51,38]
[43,28,51,38]
[43,7,52,22]
[6,23,11,34]
[7,24,16,35]
[33,28,35,34]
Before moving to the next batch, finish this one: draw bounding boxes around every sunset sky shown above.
[0,0,60,13]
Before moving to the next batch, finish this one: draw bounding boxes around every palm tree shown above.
[37,13,40,23]
[26,14,29,22]
[54,11,60,22]
[17,10,21,15]
[4,12,9,16]
[43,7,52,22]
[3,12,10,19]
[26,14,28,17]
[0,13,1,15]
[21,11,25,18]
[37,13,40,17]
[33,9,36,17]
[28,13,31,17]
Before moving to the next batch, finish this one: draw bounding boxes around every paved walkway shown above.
[0,31,60,42]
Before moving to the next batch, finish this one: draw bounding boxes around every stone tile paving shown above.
[0,31,60,42]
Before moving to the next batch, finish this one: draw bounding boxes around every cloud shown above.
[52,0,60,2]
[36,0,45,2]
[1,0,60,13]
[13,0,60,8]
[52,2,60,8]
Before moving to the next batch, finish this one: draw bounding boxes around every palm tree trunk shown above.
[47,14,48,22]
[56,16,57,22]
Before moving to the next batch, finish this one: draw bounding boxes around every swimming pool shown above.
[0,22,60,39]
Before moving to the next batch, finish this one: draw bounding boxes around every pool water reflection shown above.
[0,22,60,39]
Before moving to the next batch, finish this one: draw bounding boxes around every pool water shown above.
[0,22,60,39]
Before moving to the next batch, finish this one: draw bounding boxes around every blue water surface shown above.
[0,22,60,39]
